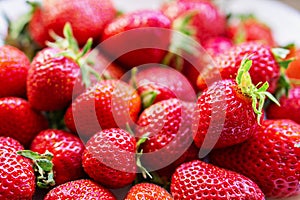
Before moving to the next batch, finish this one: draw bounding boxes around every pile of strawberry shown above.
[1,0,300,199]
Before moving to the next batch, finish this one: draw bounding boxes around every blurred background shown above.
[281,0,300,10]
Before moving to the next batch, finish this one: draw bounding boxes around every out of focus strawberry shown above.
[286,48,300,86]
[202,36,234,57]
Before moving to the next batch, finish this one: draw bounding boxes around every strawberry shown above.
[194,58,279,149]
[202,36,234,57]
[124,183,173,200]
[64,79,141,139]
[0,45,30,98]
[101,10,171,69]
[29,129,85,186]
[0,138,35,199]
[210,119,300,198]
[286,48,300,86]
[44,179,116,200]
[29,0,116,47]
[0,97,48,147]
[82,128,137,188]
[170,160,265,199]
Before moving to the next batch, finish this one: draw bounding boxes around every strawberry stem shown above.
[136,150,152,179]
[141,90,158,108]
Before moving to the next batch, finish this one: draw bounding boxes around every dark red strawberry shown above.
[0,139,35,199]
[197,42,281,93]
[210,119,300,198]
[202,36,234,57]
[124,183,173,200]
[29,0,116,47]
[64,79,141,139]
[82,128,136,188]
[0,45,30,98]
[0,97,48,147]
[194,58,278,149]
[101,10,171,69]
[44,179,116,200]
[29,129,85,186]
[171,160,265,200]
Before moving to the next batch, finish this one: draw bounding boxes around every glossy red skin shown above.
[210,120,300,198]
[0,145,35,199]
[203,36,234,56]
[64,80,141,139]
[29,0,116,47]
[82,128,136,188]
[194,79,258,149]
[125,183,173,200]
[102,10,171,69]
[0,45,30,98]
[0,137,24,152]
[27,48,82,111]
[267,87,300,124]
[0,97,48,147]
[44,179,116,200]
[197,42,280,93]
[162,0,226,43]
[171,160,265,200]
[30,129,85,185]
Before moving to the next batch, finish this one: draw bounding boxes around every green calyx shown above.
[17,150,55,189]
[135,133,152,179]
[47,23,100,88]
[236,57,280,124]
[295,143,300,148]
[141,90,158,109]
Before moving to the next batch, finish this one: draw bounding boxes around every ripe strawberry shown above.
[124,183,173,200]
[194,58,278,149]
[0,97,48,147]
[29,129,85,186]
[44,179,116,200]
[170,160,265,199]
[210,120,300,198]
[0,45,30,98]
[29,0,116,47]
[202,36,234,57]
[286,48,300,86]
[0,139,35,199]
[82,128,136,188]
[101,10,171,69]
[64,80,141,139]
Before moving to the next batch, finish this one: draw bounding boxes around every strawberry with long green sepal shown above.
[194,57,279,149]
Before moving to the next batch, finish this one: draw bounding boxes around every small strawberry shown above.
[202,36,234,57]
[0,45,30,98]
[44,179,116,200]
[101,10,171,69]
[82,128,137,188]
[124,183,173,200]
[0,97,48,147]
[64,79,141,139]
[210,119,300,198]
[170,160,265,199]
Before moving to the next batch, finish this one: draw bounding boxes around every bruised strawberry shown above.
[82,128,136,188]
[0,45,30,98]
[0,97,48,147]
[170,160,265,200]
[210,120,300,198]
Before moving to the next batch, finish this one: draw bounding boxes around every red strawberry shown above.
[64,79,141,139]
[170,160,265,199]
[0,139,35,199]
[101,10,171,69]
[0,97,48,147]
[29,129,85,186]
[210,119,300,198]
[29,0,116,47]
[202,36,234,57]
[44,179,116,200]
[286,48,300,86]
[82,128,136,188]
[0,45,30,98]
[124,183,173,200]
[194,58,278,149]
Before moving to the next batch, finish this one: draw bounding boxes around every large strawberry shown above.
[194,58,279,149]
[124,183,173,200]
[101,10,171,69]
[0,97,48,147]
[170,160,265,199]
[82,128,137,188]
[64,79,141,139]
[0,138,35,199]
[210,119,300,198]
[44,179,116,200]
[0,45,30,98]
